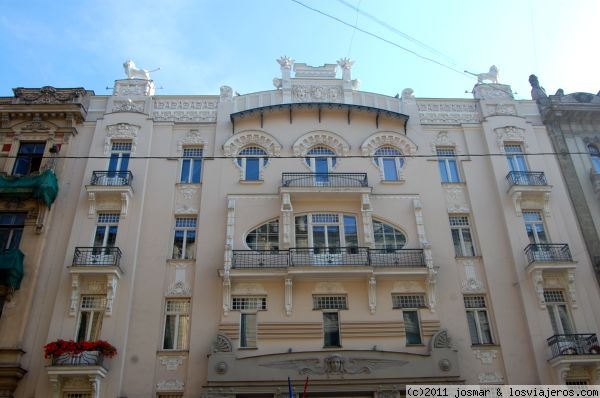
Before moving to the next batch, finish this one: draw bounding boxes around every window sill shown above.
[167,258,196,264]
[238,347,258,350]
[239,180,264,184]
[323,346,342,349]
[175,182,202,187]
[157,349,189,354]
[441,181,465,185]
[470,343,499,348]
[454,255,482,260]
[406,343,425,347]
[380,179,406,184]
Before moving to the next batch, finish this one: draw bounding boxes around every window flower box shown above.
[44,339,117,366]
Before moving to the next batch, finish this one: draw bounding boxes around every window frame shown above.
[449,215,476,257]
[75,295,106,342]
[162,299,190,351]
[237,146,268,181]
[322,311,341,348]
[172,217,197,260]
[12,141,46,176]
[374,146,404,181]
[437,147,460,183]
[588,144,600,173]
[245,220,280,251]
[523,210,549,244]
[392,294,425,345]
[372,219,407,250]
[93,213,119,249]
[294,213,357,249]
[544,289,575,335]
[0,213,26,250]
[180,147,203,184]
[108,141,132,173]
[504,143,528,172]
[239,312,258,349]
[464,295,494,346]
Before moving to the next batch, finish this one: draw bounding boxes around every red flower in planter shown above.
[43,339,117,359]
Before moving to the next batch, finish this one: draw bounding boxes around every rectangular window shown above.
[93,213,119,252]
[12,142,45,175]
[464,296,493,345]
[449,216,476,256]
[76,296,106,342]
[245,158,260,180]
[240,313,257,348]
[393,294,425,345]
[523,211,549,244]
[108,141,131,174]
[437,148,460,183]
[313,295,347,310]
[323,312,341,347]
[0,213,26,250]
[505,144,528,172]
[544,289,574,335]
[172,217,197,259]
[162,299,190,350]
[383,158,399,180]
[232,297,267,311]
[180,147,203,183]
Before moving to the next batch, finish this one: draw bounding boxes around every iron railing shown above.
[51,351,104,366]
[281,173,368,188]
[525,243,572,264]
[72,247,122,267]
[90,171,133,186]
[506,171,547,187]
[231,247,426,268]
[547,333,599,358]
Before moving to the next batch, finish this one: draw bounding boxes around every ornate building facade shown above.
[2,60,600,397]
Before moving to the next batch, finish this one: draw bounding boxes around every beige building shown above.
[3,59,600,397]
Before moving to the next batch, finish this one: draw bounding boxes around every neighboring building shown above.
[530,76,600,285]
[7,60,600,397]
[0,87,93,396]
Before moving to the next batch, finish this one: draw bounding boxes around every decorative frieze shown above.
[105,123,140,155]
[478,371,504,384]
[474,349,497,364]
[112,99,144,113]
[159,356,185,371]
[114,79,155,96]
[153,98,218,122]
[291,85,343,103]
[156,379,184,391]
[13,86,88,104]
[418,101,480,125]
[444,186,470,213]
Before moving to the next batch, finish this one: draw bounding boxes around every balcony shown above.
[280,173,371,199]
[525,244,575,275]
[0,169,58,207]
[90,171,133,187]
[546,334,600,380]
[85,171,133,216]
[506,171,548,187]
[69,247,123,278]
[231,247,426,278]
[506,171,552,216]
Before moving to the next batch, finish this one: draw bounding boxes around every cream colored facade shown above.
[4,60,600,397]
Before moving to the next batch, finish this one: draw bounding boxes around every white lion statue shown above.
[465,65,499,84]
[123,60,159,80]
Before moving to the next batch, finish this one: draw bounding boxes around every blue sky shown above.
[1,0,599,99]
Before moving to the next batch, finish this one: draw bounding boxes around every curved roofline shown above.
[230,102,409,123]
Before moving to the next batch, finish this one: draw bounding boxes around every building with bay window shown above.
[4,60,600,397]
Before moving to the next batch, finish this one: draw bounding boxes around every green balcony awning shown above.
[0,170,59,208]
[0,249,24,290]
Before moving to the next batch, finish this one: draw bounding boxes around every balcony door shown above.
[505,144,528,172]
[305,146,336,184]
[92,213,119,261]
[107,142,131,184]
[295,214,358,264]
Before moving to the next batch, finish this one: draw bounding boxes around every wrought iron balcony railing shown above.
[506,171,548,187]
[525,243,572,264]
[547,333,599,359]
[231,247,426,269]
[90,171,133,186]
[72,247,122,267]
[281,173,368,188]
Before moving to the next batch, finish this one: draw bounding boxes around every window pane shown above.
[163,315,175,349]
[180,159,190,183]
[448,160,459,182]
[558,304,574,334]
[191,159,202,182]
[403,311,422,344]
[461,229,475,256]
[77,312,90,342]
[438,160,450,182]
[185,231,196,259]
[323,312,340,347]
[451,229,463,256]
[240,313,257,348]
[477,311,493,344]
[383,158,399,180]
[177,315,189,349]
[245,158,260,180]
[466,311,480,344]
[173,231,184,259]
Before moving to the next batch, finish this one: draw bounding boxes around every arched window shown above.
[237,146,268,181]
[374,147,404,181]
[305,146,336,170]
[246,220,279,250]
[372,220,406,250]
[588,144,600,173]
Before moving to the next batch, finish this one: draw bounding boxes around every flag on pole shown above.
[288,376,294,398]
[302,376,309,398]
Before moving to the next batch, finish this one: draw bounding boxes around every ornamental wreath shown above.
[43,339,117,358]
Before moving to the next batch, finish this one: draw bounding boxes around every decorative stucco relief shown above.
[430,131,463,155]
[418,101,480,125]
[494,126,528,153]
[231,283,267,295]
[313,282,346,294]
[156,379,184,391]
[360,132,417,157]
[478,371,504,384]
[474,349,497,364]
[223,130,282,157]
[166,280,192,297]
[104,123,140,155]
[114,79,154,96]
[292,130,350,159]
[291,85,343,102]
[112,99,144,113]
[444,186,470,213]
[153,98,218,122]
[159,356,185,371]
[177,129,206,154]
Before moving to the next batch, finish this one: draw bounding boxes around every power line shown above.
[290,0,468,78]
[26,151,596,161]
